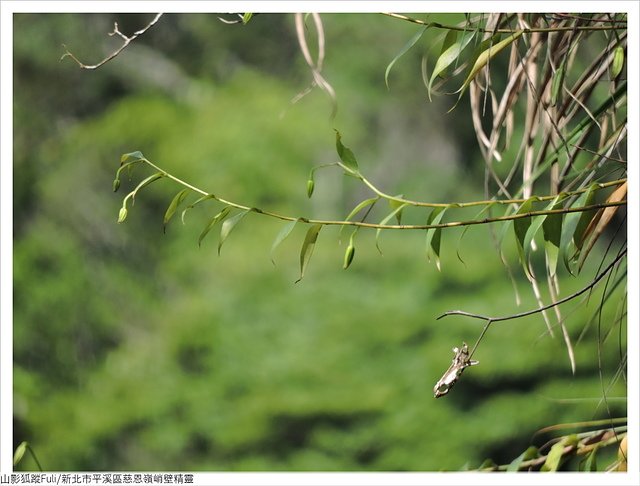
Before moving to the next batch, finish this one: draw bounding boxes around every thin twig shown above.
[61,13,163,70]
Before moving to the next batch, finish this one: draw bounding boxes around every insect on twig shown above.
[433,342,479,398]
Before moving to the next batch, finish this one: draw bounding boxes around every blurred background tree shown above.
[13,12,626,471]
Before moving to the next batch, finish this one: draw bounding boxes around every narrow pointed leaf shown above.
[428,30,475,100]
[198,206,231,247]
[218,209,251,255]
[334,130,359,173]
[242,13,253,24]
[375,203,408,254]
[425,206,447,271]
[271,219,299,265]
[385,25,428,89]
[541,435,577,472]
[389,195,406,224]
[181,194,215,224]
[573,184,598,249]
[163,189,190,230]
[339,196,379,239]
[559,186,597,274]
[456,31,523,101]
[131,172,164,203]
[582,444,599,471]
[513,197,536,277]
[551,60,566,107]
[507,446,539,472]
[297,224,322,282]
[542,195,566,277]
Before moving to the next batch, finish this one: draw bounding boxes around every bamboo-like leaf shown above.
[523,195,566,264]
[385,26,428,89]
[334,130,359,174]
[428,30,475,100]
[425,206,447,271]
[130,172,164,203]
[181,194,215,224]
[513,197,536,277]
[218,209,251,255]
[559,185,597,274]
[611,45,624,79]
[296,224,322,282]
[120,151,145,164]
[582,444,599,472]
[551,60,566,107]
[270,219,299,266]
[375,203,408,254]
[542,195,567,277]
[198,206,231,247]
[507,446,539,472]
[541,435,578,472]
[573,185,599,250]
[163,189,190,231]
[339,197,379,239]
[455,31,523,103]
[389,195,406,224]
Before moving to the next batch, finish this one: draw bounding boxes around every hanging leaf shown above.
[218,209,251,255]
[542,194,567,277]
[120,151,145,164]
[425,206,448,271]
[541,435,578,472]
[270,219,299,265]
[296,224,322,282]
[454,31,523,104]
[573,185,599,249]
[181,194,215,224]
[130,172,164,203]
[581,444,599,472]
[389,195,406,224]
[163,189,190,232]
[339,196,379,240]
[375,203,408,254]
[385,25,429,89]
[611,45,625,79]
[198,206,231,247]
[551,59,566,107]
[334,130,359,174]
[559,185,597,274]
[507,446,540,472]
[428,30,475,100]
[513,197,536,277]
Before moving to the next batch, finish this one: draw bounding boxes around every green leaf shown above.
[454,31,523,104]
[375,203,408,254]
[559,186,597,274]
[130,172,164,203]
[13,441,28,466]
[385,25,429,89]
[198,206,231,247]
[218,209,251,255]
[339,197,379,240]
[334,130,359,174]
[242,13,253,24]
[296,224,322,282]
[478,458,497,471]
[163,189,190,231]
[573,185,598,250]
[120,151,145,164]
[270,219,299,266]
[582,444,599,471]
[425,206,447,271]
[551,60,566,107]
[542,194,567,277]
[428,30,475,100]
[181,194,215,224]
[611,45,624,79]
[507,445,539,472]
[513,197,536,277]
[541,435,577,472]
[389,195,406,224]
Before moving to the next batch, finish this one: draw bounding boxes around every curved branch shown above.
[61,13,163,70]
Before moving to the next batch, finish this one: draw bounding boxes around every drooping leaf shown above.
[129,172,164,204]
[13,441,28,466]
[559,186,597,274]
[523,195,566,264]
[339,196,379,240]
[385,25,429,89]
[573,184,599,249]
[454,31,523,105]
[428,30,475,100]
[198,206,231,247]
[218,209,251,255]
[541,435,577,472]
[425,206,448,271]
[334,130,359,174]
[296,224,322,282]
[507,446,540,472]
[163,189,190,231]
[389,195,406,224]
[375,203,408,254]
[611,45,625,79]
[513,197,536,277]
[181,194,215,224]
[542,194,567,277]
[120,151,145,164]
[582,444,599,472]
[270,219,299,265]
[551,59,566,107]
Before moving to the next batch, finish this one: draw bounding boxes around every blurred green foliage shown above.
[13,13,625,471]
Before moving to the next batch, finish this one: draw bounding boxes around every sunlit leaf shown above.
[334,130,359,174]
[218,209,251,255]
[375,203,408,254]
[163,189,190,231]
[541,435,577,472]
[513,197,536,277]
[242,13,253,25]
[507,446,539,472]
[13,441,28,466]
[611,45,625,79]
[385,25,428,89]
[425,206,447,271]
[428,30,475,100]
[270,219,299,266]
[297,224,322,282]
[198,206,231,247]
[542,194,567,277]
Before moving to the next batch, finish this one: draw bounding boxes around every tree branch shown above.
[61,13,163,70]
